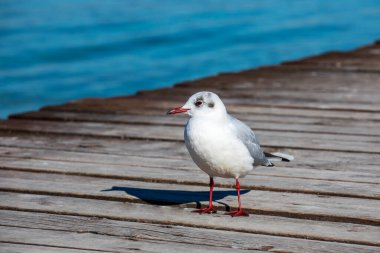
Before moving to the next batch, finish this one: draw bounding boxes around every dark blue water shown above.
[1,0,380,118]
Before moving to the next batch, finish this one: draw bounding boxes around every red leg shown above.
[225,178,249,217]
[192,177,217,214]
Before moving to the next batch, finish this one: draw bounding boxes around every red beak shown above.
[167,107,190,115]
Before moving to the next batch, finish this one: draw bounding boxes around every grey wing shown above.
[228,116,272,167]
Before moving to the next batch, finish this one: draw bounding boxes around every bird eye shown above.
[195,101,203,107]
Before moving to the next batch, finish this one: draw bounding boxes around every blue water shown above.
[1,0,380,118]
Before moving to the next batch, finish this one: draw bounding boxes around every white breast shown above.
[184,117,254,178]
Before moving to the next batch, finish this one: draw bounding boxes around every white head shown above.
[167,91,227,118]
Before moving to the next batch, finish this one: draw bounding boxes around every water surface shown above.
[1,0,380,117]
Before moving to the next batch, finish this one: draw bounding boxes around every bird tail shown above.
[264,152,294,162]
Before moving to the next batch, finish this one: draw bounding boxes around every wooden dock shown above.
[1,41,380,253]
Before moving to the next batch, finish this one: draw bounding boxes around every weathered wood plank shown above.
[12,109,380,129]
[276,63,380,73]
[0,243,113,253]
[1,133,379,167]
[0,193,380,249]
[282,59,380,72]
[174,69,380,93]
[1,145,379,187]
[0,134,379,177]
[0,150,379,199]
[38,89,380,118]
[6,117,374,144]
[169,97,380,112]
[2,145,379,175]
[1,119,379,153]
[135,86,380,106]
[0,132,190,159]
[0,222,253,253]
[279,43,380,71]
[282,49,380,72]
[42,95,380,116]
[2,210,379,253]
[10,110,380,137]
[1,171,379,225]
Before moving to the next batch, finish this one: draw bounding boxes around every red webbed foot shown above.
[192,206,217,214]
[224,208,249,217]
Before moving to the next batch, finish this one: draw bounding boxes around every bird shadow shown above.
[102,186,250,210]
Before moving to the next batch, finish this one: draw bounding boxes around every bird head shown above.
[167,91,226,118]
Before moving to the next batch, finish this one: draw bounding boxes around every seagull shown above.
[167,91,293,217]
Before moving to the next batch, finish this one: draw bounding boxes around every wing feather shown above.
[228,116,272,167]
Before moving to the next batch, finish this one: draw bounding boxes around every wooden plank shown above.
[40,95,380,121]
[1,171,379,225]
[12,109,380,128]
[1,133,379,179]
[42,95,380,116]
[1,119,380,153]
[174,69,380,93]
[0,133,379,173]
[0,132,190,159]
[0,193,379,249]
[128,66,380,99]
[135,86,380,105]
[276,64,380,73]
[1,133,379,167]
[0,150,379,199]
[0,243,113,253]
[2,145,379,175]
[281,50,380,72]
[0,220,254,253]
[49,102,380,121]
[282,59,380,72]
[1,151,379,194]
[2,210,379,253]
[181,97,380,112]
[0,228,258,253]
[10,110,380,137]
[278,43,380,71]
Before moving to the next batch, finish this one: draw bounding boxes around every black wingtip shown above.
[264,152,293,162]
